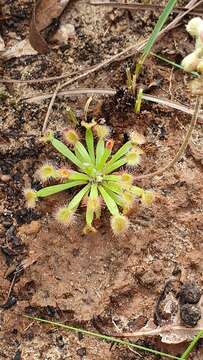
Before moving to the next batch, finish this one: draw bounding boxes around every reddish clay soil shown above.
[0,1,203,359]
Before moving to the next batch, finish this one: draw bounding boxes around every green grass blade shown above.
[137,0,177,72]
[96,138,105,168]
[24,316,182,360]
[152,53,199,76]
[85,128,95,163]
[37,181,87,198]
[51,138,82,168]
[134,88,143,113]
[105,158,127,174]
[98,185,119,216]
[126,66,132,89]
[107,141,132,166]
[67,184,90,210]
[180,330,203,359]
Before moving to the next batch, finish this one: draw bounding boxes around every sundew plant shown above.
[24,122,153,235]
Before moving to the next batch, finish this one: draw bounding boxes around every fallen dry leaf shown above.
[2,39,37,60]
[120,319,203,344]
[29,0,70,53]
[120,296,203,344]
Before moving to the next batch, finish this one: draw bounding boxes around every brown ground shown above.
[0,1,203,359]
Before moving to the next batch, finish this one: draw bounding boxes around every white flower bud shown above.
[181,51,199,72]
[186,17,203,37]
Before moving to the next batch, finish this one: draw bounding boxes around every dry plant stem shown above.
[42,82,61,133]
[143,94,203,123]
[0,0,200,88]
[112,324,203,338]
[24,88,116,102]
[186,0,200,7]
[0,74,71,84]
[46,0,201,104]
[0,67,94,84]
[6,272,17,302]
[90,1,203,16]
[59,42,146,91]
[134,95,202,180]
[23,89,203,124]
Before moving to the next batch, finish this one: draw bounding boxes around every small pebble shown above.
[18,220,41,235]
[140,270,156,288]
[180,304,201,326]
[152,260,163,273]
[1,174,11,182]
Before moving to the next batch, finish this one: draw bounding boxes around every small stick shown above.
[0,74,70,84]
[23,88,116,102]
[23,89,203,124]
[90,1,203,16]
[42,82,61,134]
[134,95,202,180]
[0,68,92,84]
[6,271,17,302]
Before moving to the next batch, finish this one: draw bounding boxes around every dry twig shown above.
[23,89,203,124]
[42,82,61,133]
[134,95,202,180]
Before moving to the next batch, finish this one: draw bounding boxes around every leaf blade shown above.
[51,137,82,168]
[67,184,90,210]
[105,158,127,174]
[138,0,177,69]
[98,185,119,216]
[37,181,87,198]
[107,141,132,166]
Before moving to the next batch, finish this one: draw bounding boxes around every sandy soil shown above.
[0,0,203,359]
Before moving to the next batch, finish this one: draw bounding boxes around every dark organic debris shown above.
[0,296,17,310]
[13,349,21,360]
[101,88,135,124]
[29,1,49,54]
[15,208,41,226]
[76,347,87,357]
[180,304,201,327]
[1,245,17,265]
[179,282,202,305]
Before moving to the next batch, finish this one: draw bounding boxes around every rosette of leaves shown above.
[24,123,153,235]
